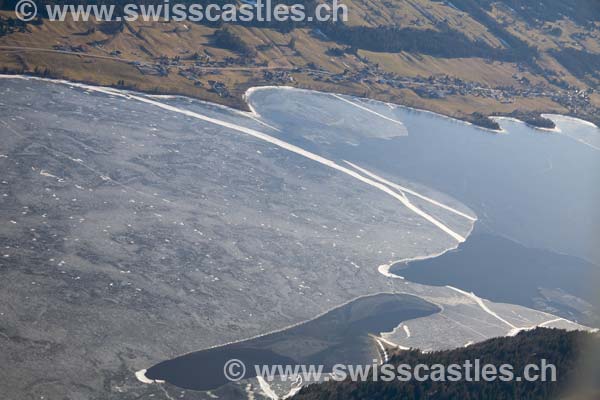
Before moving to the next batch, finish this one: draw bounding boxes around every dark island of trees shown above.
[503,111,556,130]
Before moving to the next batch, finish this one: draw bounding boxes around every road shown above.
[0,45,300,71]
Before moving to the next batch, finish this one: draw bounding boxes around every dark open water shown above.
[145,293,438,390]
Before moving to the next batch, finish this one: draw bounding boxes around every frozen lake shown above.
[1,76,598,399]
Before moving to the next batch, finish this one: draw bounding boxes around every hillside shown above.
[294,328,600,400]
[1,0,599,128]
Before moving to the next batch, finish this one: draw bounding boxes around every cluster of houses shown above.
[134,62,169,76]
[304,61,596,114]
[208,80,230,97]
[262,70,295,84]
[53,44,88,53]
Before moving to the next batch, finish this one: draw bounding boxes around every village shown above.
[122,47,597,125]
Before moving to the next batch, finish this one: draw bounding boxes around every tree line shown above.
[294,328,600,400]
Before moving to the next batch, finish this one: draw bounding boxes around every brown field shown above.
[1,0,598,124]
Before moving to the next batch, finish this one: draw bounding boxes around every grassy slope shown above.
[0,0,598,124]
